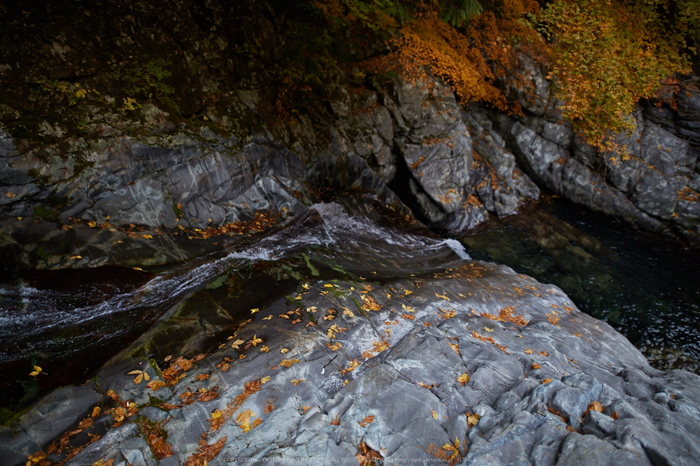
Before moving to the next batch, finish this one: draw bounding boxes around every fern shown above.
[441,0,483,27]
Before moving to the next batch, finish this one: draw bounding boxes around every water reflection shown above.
[460,196,700,374]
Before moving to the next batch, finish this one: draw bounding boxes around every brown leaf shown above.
[184,436,227,466]
[532,363,541,369]
[358,415,375,427]
[147,380,167,391]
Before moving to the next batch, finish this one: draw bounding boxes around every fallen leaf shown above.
[183,436,226,466]
[91,406,101,418]
[248,335,263,347]
[290,379,305,386]
[301,406,311,414]
[280,348,290,354]
[231,339,245,349]
[358,415,375,427]
[401,304,415,313]
[457,373,470,385]
[326,342,342,351]
[524,349,534,354]
[538,351,549,357]
[29,366,42,377]
[113,407,126,423]
[147,380,167,391]
[210,409,222,419]
[250,308,259,314]
[542,378,553,384]
[279,358,300,368]
[431,410,438,420]
[532,363,541,369]
[263,314,273,320]
[484,327,494,333]
[236,409,254,427]
[260,376,271,384]
[467,412,480,428]
[448,342,461,355]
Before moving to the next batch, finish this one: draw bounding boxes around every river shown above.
[1,196,698,419]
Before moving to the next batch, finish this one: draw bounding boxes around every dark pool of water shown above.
[460,196,700,374]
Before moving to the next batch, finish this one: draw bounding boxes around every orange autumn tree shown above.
[312,0,697,149]
[395,0,546,114]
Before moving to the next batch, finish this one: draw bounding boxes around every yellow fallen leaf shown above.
[457,373,470,385]
[448,342,460,355]
[231,339,245,349]
[401,304,415,313]
[542,378,553,384]
[248,335,263,347]
[210,409,222,419]
[326,342,342,351]
[290,379,305,386]
[484,327,494,332]
[29,366,42,377]
[532,363,541,369]
[70,255,82,260]
[88,221,97,228]
[432,410,438,420]
[524,349,534,354]
[301,406,311,414]
[260,345,269,353]
[342,308,355,318]
[324,284,334,288]
[467,412,480,427]
[302,283,310,290]
[91,406,101,418]
[263,315,273,320]
[279,358,300,368]
[236,409,254,426]
[261,376,271,384]
[250,308,259,314]
[280,348,290,354]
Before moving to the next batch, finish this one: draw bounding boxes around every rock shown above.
[5,249,700,465]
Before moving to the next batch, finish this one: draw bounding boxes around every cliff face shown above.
[1,0,699,270]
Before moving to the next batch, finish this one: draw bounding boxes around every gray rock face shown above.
[3,255,699,466]
[484,81,700,246]
[336,77,539,236]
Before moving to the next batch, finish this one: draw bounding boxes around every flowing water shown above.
[0,199,467,413]
[1,196,698,419]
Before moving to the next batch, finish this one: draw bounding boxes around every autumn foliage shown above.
[316,0,698,150]
[541,0,693,149]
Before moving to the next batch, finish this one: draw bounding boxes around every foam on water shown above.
[0,202,473,362]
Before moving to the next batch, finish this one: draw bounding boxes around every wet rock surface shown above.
[3,252,699,465]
